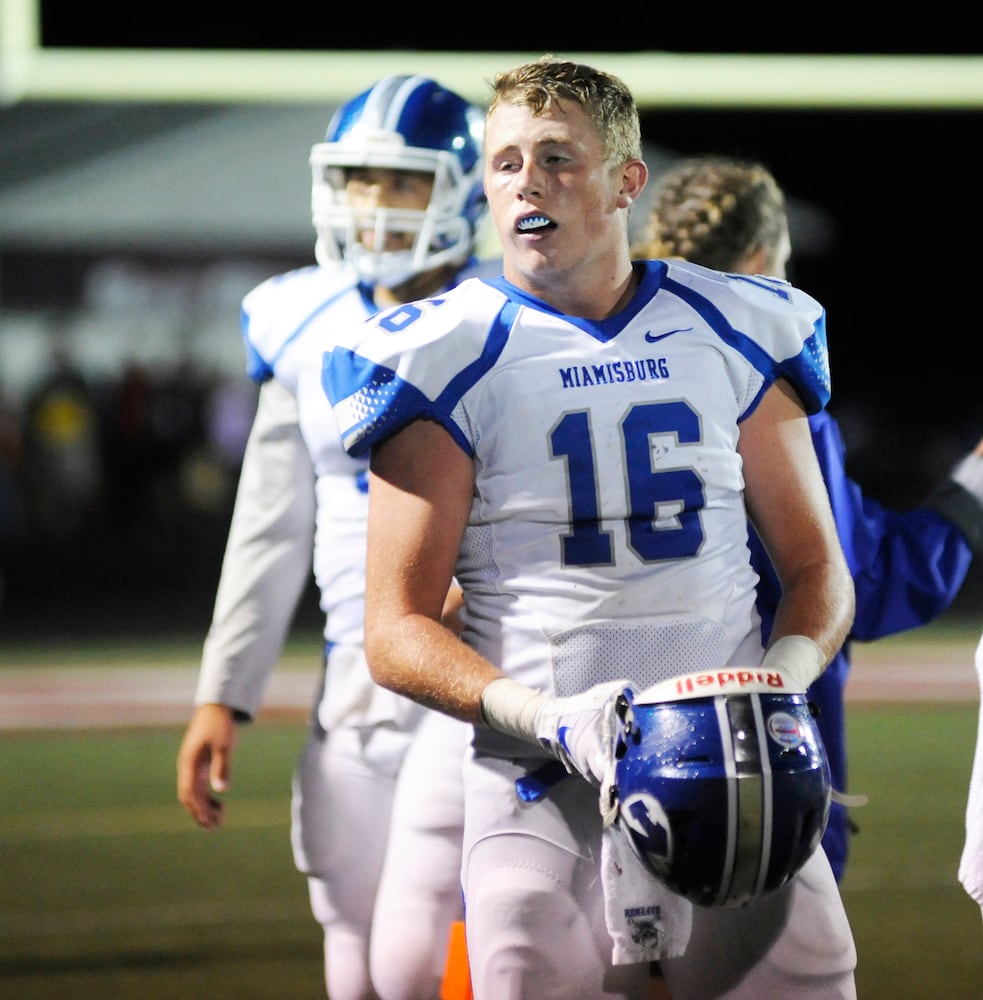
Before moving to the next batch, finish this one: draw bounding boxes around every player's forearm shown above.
[364,611,500,725]
[768,557,855,674]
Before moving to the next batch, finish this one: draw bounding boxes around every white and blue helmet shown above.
[310,74,486,287]
[611,672,831,908]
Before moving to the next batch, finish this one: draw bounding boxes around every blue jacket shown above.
[748,409,975,881]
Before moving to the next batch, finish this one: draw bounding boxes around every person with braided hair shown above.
[634,153,983,883]
[633,156,789,277]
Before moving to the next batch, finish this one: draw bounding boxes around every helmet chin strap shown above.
[351,245,418,288]
[831,788,869,807]
[380,263,463,304]
[350,230,471,292]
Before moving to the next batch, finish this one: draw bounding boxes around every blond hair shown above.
[488,55,642,165]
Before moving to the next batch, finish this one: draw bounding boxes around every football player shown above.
[177,75,489,1000]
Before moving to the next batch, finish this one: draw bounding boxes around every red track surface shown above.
[1,634,979,730]
[0,665,320,730]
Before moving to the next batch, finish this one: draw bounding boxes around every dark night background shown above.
[0,15,979,640]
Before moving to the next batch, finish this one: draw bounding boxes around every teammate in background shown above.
[632,154,983,882]
[959,628,983,917]
[323,57,858,999]
[176,75,488,1000]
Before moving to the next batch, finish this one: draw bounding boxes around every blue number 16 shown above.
[549,400,705,566]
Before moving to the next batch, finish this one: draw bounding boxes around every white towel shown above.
[958,631,983,919]
[600,823,693,963]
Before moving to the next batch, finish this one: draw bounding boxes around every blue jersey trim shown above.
[482,262,666,343]
[242,273,366,383]
[660,273,830,415]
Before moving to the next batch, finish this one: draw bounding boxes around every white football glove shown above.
[480,677,634,787]
[760,635,827,691]
[535,681,636,786]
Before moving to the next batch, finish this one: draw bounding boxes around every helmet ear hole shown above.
[614,690,831,908]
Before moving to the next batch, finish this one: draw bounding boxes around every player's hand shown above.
[480,676,634,790]
[176,703,237,830]
[533,680,635,787]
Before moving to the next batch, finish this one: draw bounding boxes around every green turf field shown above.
[840,702,983,997]
[0,722,322,999]
[1,625,981,998]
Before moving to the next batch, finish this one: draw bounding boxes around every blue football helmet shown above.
[310,74,487,287]
[612,677,831,908]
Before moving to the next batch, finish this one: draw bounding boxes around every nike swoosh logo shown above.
[644,327,691,343]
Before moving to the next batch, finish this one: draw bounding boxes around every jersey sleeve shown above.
[748,410,975,645]
[926,449,983,554]
[241,265,333,384]
[241,274,282,383]
[322,278,510,458]
[661,261,831,417]
[195,379,316,719]
[811,412,973,639]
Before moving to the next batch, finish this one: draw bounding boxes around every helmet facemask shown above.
[311,130,483,289]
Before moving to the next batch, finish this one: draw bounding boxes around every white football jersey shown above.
[244,263,377,650]
[324,259,831,708]
[195,262,392,726]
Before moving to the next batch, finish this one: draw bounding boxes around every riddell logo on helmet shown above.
[672,670,789,696]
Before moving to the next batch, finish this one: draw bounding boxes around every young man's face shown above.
[342,166,434,253]
[482,99,629,292]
